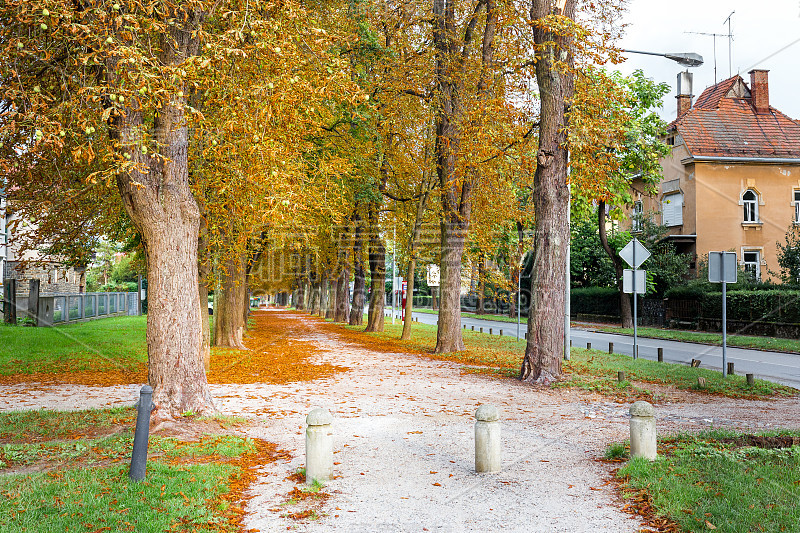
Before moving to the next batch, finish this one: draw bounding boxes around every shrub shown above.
[571,287,620,317]
[700,290,800,324]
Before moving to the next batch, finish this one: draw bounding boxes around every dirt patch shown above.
[719,434,800,449]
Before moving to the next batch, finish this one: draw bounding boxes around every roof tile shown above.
[671,75,800,158]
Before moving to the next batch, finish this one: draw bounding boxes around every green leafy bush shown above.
[700,290,800,323]
[571,287,620,317]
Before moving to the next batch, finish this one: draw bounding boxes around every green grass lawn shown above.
[596,325,800,353]
[335,320,796,400]
[413,307,526,325]
[614,429,800,532]
[0,407,263,533]
[0,316,147,375]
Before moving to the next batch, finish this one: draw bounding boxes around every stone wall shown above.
[3,261,83,297]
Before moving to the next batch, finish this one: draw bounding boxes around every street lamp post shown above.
[622,50,704,67]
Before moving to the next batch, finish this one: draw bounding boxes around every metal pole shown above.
[129,385,153,481]
[516,270,521,340]
[721,256,727,377]
[392,224,396,325]
[137,275,142,316]
[632,245,637,359]
[564,162,571,360]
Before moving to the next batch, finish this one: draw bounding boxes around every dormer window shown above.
[742,190,759,223]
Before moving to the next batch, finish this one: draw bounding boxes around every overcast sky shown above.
[615,0,800,121]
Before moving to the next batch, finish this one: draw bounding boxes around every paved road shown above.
[384,310,800,389]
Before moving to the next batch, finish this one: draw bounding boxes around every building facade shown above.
[632,70,800,281]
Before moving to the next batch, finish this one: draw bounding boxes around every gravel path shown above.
[4,309,799,532]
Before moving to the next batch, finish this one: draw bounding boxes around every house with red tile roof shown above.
[631,70,800,282]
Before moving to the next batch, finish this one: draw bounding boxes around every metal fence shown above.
[45,292,134,326]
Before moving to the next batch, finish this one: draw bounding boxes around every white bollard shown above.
[305,408,333,485]
[629,401,657,460]
[474,404,501,473]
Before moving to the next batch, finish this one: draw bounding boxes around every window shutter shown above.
[662,193,683,227]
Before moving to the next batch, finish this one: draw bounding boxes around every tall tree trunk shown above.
[214,252,247,349]
[296,275,306,311]
[319,275,328,318]
[334,267,350,323]
[432,0,497,353]
[476,256,486,315]
[310,275,321,315]
[520,0,577,385]
[508,222,525,319]
[350,214,366,326]
[112,7,213,418]
[365,203,386,332]
[598,201,634,327]
[436,216,468,352]
[325,278,336,319]
[400,257,416,340]
[198,212,211,373]
[401,185,431,340]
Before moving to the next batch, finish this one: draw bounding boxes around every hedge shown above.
[570,287,620,317]
[700,290,800,324]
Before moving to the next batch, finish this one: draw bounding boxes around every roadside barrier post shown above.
[629,401,657,460]
[608,342,614,354]
[475,405,501,473]
[657,347,664,362]
[305,408,333,485]
[129,385,153,481]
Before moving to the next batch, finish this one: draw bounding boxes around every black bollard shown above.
[130,385,153,481]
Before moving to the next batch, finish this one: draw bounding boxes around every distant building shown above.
[1,198,84,303]
[630,69,800,281]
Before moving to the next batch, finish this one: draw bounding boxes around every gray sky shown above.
[616,0,800,121]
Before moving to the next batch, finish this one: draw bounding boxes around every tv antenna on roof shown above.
[685,31,727,83]
[685,11,735,84]
[723,11,735,78]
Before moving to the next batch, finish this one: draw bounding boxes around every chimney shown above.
[749,69,770,113]
[676,71,693,118]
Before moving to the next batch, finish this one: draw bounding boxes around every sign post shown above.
[620,238,651,359]
[708,252,737,377]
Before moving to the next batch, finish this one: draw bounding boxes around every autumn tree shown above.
[570,68,671,326]
[1,0,359,417]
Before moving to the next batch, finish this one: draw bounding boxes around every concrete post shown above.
[629,401,656,460]
[305,408,333,485]
[657,347,664,362]
[475,404,501,473]
[3,279,17,324]
[608,342,614,354]
[28,279,40,326]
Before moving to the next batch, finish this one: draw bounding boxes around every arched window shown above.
[742,190,759,223]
